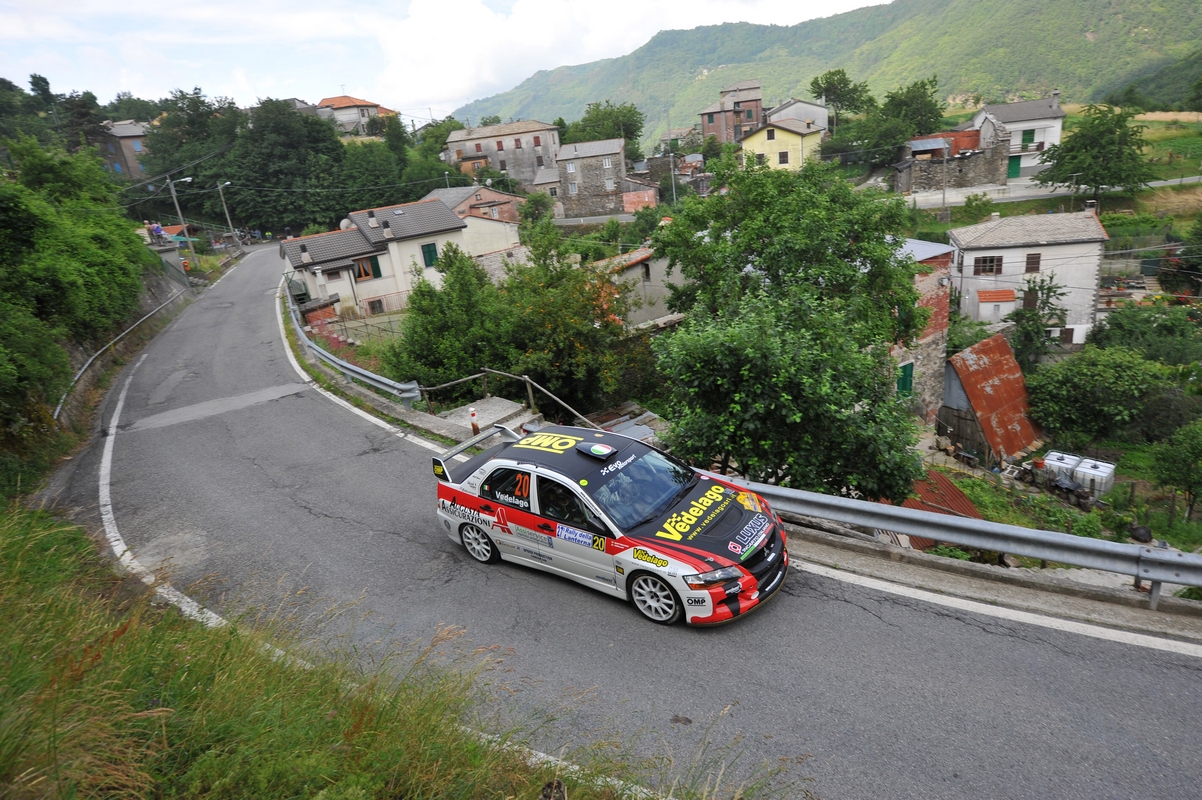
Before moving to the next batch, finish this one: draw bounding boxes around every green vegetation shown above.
[1102,47,1202,111]
[556,100,647,160]
[1035,104,1156,199]
[1005,275,1068,373]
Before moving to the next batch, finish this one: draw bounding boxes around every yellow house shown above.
[739,119,824,170]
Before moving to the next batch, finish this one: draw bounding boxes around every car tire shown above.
[628,571,683,625]
[460,524,500,564]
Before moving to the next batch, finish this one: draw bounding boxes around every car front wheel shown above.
[460,524,500,564]
[629,572,682,624]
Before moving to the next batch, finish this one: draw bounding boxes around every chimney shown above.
[1084,200,1098,215]
[382,220,393,239]
[1052,89,1061,109]
[990,211,1001,221]
[367,210,379,228]
[300,243,312,264]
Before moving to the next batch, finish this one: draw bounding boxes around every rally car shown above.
[433,424,788,625]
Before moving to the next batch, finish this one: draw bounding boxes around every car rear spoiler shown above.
[432,423,522,484]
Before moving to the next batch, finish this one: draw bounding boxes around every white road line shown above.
[799,562,1202,658]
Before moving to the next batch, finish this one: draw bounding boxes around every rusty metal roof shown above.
[881,469,982,549]
[948,335,1041,460]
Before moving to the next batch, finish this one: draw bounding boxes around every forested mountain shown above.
[454,0,1202,142]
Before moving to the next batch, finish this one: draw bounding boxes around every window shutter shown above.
[370,255,381,279]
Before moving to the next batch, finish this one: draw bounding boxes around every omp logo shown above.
[686,597,706,606]
[513,432,583,454]
[632,548,669,568]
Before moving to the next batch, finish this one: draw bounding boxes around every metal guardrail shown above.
[724,478,1202,611]
[286,298,420,408]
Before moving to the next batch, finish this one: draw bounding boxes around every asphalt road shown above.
[49,245,1202,800]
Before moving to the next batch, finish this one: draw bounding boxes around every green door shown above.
[897,362,914,396]
[1008,156,1022,179]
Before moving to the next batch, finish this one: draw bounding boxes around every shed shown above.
[939,335,1041,464]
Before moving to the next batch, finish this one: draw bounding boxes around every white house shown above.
[460,216,521,256]
[948,211,1108,344]
[281,200,468,317]
[315,95,387,135]
[957,92,1065,179]
[766,97,829,133]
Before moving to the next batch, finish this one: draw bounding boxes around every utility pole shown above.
[167,176,198,269]
[942,141,949,211]
[217,181,236,244]
[1067,172,1082,212]
[664,107,677,206]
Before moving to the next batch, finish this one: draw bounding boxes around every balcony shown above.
[1010,141,1045,155]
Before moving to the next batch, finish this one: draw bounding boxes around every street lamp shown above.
[167,176,198,269]
[217,181,237,247]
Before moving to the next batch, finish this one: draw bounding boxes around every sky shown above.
[1,0,883,126]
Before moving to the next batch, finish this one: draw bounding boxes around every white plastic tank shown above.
[1073,460,1116,499]
[1042,451,1082,481]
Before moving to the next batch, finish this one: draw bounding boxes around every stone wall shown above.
[559,154,627,218]
[897,332,948,424]
[910,144,1009,192]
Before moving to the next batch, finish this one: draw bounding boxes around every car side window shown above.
[481,468,531,511]
[537,477,606,533]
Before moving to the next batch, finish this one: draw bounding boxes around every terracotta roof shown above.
[948,335,1041,460]
[949,211,1108,250]
[977,289,1017,303]
[595,247,653,273]
[881,469,982,549]
[317,95,378,109]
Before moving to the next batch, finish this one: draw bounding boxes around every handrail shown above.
[718,475,1202,611]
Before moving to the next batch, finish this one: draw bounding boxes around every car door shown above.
[477,466,550,566]
[533,474,619,592]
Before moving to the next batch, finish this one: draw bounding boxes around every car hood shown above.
[628,479,773,562]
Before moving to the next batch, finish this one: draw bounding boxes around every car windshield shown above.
[584,449,695,531]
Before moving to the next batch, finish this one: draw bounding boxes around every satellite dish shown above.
[339,218,352,230]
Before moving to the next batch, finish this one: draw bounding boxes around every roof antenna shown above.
[340,84,346,94]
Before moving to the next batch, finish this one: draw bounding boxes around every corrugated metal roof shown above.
[910,137,949,151]
[949,211,1108,250]
[881,469,982,549]
[948,335,1041,460]
[977,289,1017,303]
[899,238,954,263]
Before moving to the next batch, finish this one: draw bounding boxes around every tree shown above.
[808,69,874,134]
[1026,345,1167,439]
[878,76,944,138]
[479,114,502,125]
[1088,301,1202,365]
[103,91,164,122]
[518,192,555,230]
[1153,419,1202,521]
[339,140,402,211]
[562,100,646,159]
[1178,216,1202,284]
[473,165,523,195]
[415,116,464,160]
[1005,275,1068,373]
[364,115,386,136]
[1188,76,1202,113]
[654,290,922,499]
[399,156,471,202]
[382,115,411,173]
[27,74,57,115]
[1035,104,1155,200]
[59,91,105,152]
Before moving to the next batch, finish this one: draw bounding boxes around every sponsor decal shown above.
[615,564,625,575]
[686,597,707,606]
[555,524,593,547]
[592,535,607,552]
[519,546,551,563]
[728,541,743,556]
[515,527,549,548]
[579,479,588,486]
[765,550,777,563]
[586,443,616,457]
[600,453,636,476]
[632,548,670,568]
[655,485,733,542]
[725,583,742,596]
[594,574,616,585]
[513,432,584,455]
[440,499,489,528]
[490,506,512,536]
[495,492,529,509]
[733,515,771,559]
[735,492,763,512]
[433,464,445,476]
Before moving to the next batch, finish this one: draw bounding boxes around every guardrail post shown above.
[1149,581,1163,611]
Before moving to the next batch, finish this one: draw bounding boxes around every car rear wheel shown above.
[460,524,500,564]
[629,572,682,624]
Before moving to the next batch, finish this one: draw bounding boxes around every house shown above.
[596,248,674,327]
[893,238,954,423]
[766,98,829,132]
[554,138,629,218]
[316,96,384,134]
[949,211,1108,343]
[699,80,763,144]
[957,92,1065,179]
[99,120,148,178]
[893,126,1010,194]
[443,120,560,186]
[939,334,1042,465]
[738,119,824,170]
[422,185,525,223]
[281,199,467,318]
[659,126,699,152]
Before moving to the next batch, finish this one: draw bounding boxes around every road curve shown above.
[50,245,1202,800]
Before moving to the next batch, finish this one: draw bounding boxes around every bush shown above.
[1026,346,1168,439]
[1073,510,1104,538]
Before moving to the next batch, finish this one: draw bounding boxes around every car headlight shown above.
[684,566,742,588]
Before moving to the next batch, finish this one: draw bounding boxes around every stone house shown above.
[892,239,953,423]
[948,211,1108,344]
[281,199,467,318]
[99,120,148,179]
[738,119,824,170]
[956,92,1065,179]
[443,120,560,187]
[766,98,829,132]
[554,138,628,218]
[893,123,1010,194]
[422,185,525,223]
[699,80,763,144]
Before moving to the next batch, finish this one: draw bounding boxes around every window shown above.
[475,193,482,200]
[549,187,558,197]
[897,362,914,396]
[552,133,557,144]
[490,207,499,219]
[354,256,381,281]
[421,243,438,267]
[514,138,522,149]
[499,159,507,170]
[482,468,532,511]
[456,149,463,159]
[1059,327,1075,344]
[566,162,576,173]
[536,155,544,167]
[602,157,612,168]
[113,163,123,173]
[326,270,342,281]
[766,129,775,141]
[746,110,753,120]
[368,299,384,315]
[533,135,541,146]
[569,182,578,194]
[734,101,742,109]
[778,151,789,165]
[496,140,504,151]
[707,113,714,124]
[475,143,483,153]
[1023,290,1037,309]
[108,143,115,153]
[734,125,742,138]
[605,177,615,191]
[537,478,596,529]
[973,255,1002,275]
[756,153,765,165]
[132,140,142,152]
[642,262,651,282]
[1025,253,1041,273]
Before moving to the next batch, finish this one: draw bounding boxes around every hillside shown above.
[454,0,1202,144]
[1110,47,1202,108]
